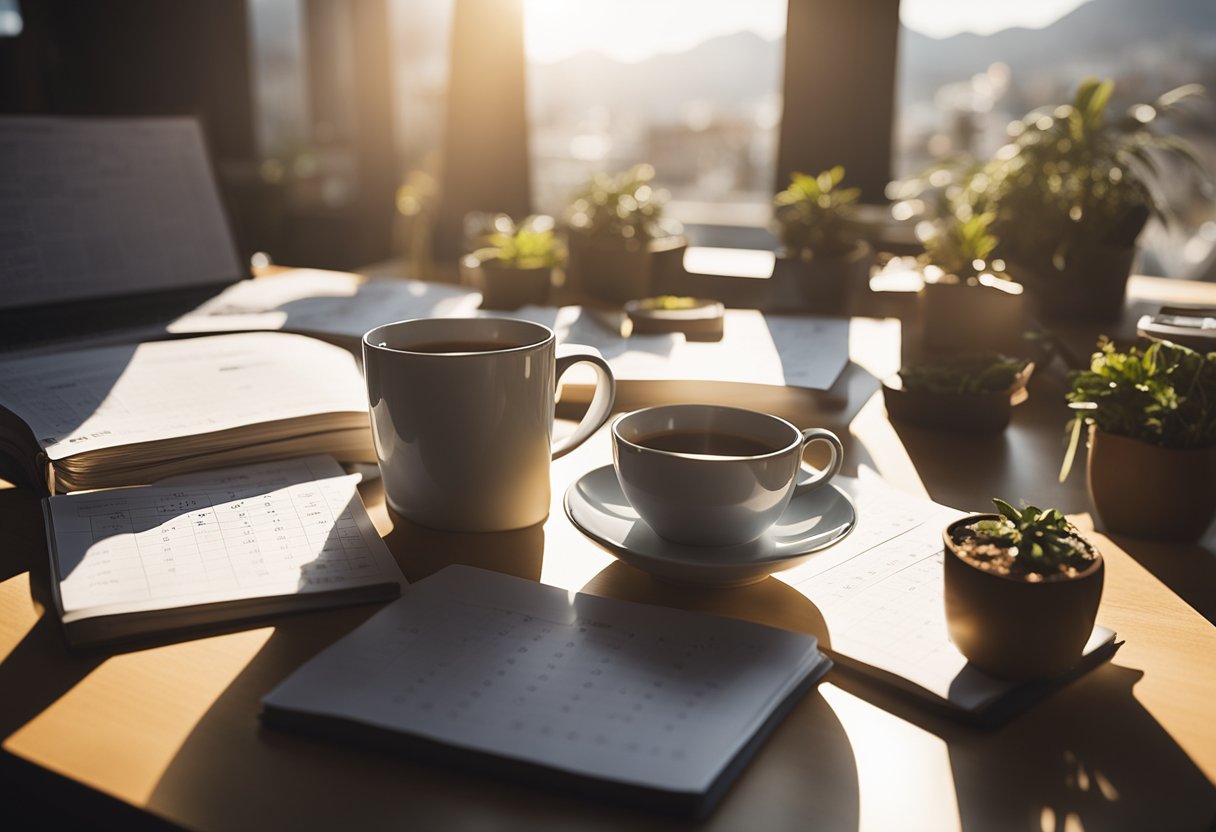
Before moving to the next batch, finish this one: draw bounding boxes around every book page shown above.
[263,565,826,794]
[169,269,483,339]
[47,456,402,620]
[501,306,850,391]
[780,471,1115,711]
[0,117,241,310]
[0,332,368,460]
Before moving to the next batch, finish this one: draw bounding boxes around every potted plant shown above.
[971,78,1208,321]
[944,499,1104,679]
[1060,338,1216,540]
[771,166,873,312]
[460,214,563,310]
[563,164,686,305]
[917,210,1027,354]
[883,353,1034,433]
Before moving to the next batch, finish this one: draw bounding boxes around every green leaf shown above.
[992,498,1021,523]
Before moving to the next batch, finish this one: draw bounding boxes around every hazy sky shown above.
[524,0,1093,63]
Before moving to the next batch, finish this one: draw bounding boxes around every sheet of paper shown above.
[263,565,825,793]
[0,332,368,459]
[780,472,1114,710]
[48,455,402,619]
[0,117,242,310]
[499,306,850,391]
[170,269,483,338]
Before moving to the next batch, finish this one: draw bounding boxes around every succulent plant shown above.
[772,166,862,258]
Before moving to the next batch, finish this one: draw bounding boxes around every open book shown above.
[781,471,1118,725]
[168,268,483,349]
[44,456,404,648]
[0,331,375,493]
[262,565,830,817]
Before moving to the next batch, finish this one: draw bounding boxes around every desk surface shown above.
[2,273,1215,831]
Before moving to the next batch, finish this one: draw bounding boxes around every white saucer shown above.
[564,465,857,587]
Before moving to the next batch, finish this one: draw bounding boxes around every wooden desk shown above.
[2,275,1215,831]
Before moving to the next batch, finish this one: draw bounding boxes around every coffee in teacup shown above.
[612,404,843,546]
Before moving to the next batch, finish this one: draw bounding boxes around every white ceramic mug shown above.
[612,404,843,546]
[363,317,615,531]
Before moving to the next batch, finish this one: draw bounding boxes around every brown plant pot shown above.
[882,362,1034,434]
[943,514,1105,680]
[919,277,1027,354]
[566,233,687,305]
[1012,245,1136,323]
[460,258,552,310]
[770,241,874,313]
[1086,427,1216,541]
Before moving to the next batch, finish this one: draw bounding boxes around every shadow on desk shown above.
[832,662,1216,832]
[1101,531,1216,627]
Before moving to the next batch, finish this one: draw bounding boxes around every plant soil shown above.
[950,522,1098,582]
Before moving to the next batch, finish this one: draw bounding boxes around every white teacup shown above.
[364,317,615,532]
[612,404,843,546]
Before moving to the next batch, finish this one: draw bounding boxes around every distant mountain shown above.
[528,0,1216,122]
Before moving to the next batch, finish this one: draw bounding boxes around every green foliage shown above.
[470,215,564,270]
[638,295,700,311]
[1060,339,1216,478]
[899,353,1028,395]
[971,499,1097,576]
[892,78,1209,270]
[565,164,678,245]
[772,166,862,258]
[921,210,1000,281]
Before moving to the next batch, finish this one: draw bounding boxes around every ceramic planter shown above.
[1086,426,1216,541]
[882,362,1034,433]
[460,257,552,310]
[770,240,874,313]
[566,233,687,305]
[1012,245,1136,323]
[943,514,1105,680]
[919,277,1026,354]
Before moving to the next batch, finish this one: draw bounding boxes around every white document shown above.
[498,306,850,391]
[781,472,1115,712]
[169,269,483,340]
[0,332,368,460]
[263,565,827,794]
[0,117,242,310]
[47,455,402,622]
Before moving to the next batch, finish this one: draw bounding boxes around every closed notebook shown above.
[262,565,831,817]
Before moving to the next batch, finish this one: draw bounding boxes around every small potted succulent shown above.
[623,295,725,340]
[461,214,563,310]
[917,210,1026,354]
[1060,338,1216,540]
[970,78,1208,321]
[771,166,873,312]
[944,499,1104,679]
[883,353,1034,433]
[563,164,686,305]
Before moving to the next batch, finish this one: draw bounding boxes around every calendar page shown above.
[46,455,403,624]
[263,565,829,797]
[781,471,1116,713]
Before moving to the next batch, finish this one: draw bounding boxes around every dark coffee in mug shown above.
[635,430,777,457]
[408,340,519,354]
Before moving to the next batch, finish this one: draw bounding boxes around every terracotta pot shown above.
[882,362,1034,434]
[460,257,552,310]
[566,233,687,305]
[943,514,1104,680]
[1087,427,1216,541]
[919,277,1026,354]
[1012,245,1136,323]
[770,240,874,313]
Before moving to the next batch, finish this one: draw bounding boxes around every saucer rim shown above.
[563,464,856,569]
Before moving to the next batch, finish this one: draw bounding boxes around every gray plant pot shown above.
[770,240,873,313]
[566,234,687,305]
[1011,245,1137,323]
[460,258,552,310]
[919,277,1027,354]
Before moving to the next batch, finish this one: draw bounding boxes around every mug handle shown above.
[551,345,617,459]
[792,428,843,497]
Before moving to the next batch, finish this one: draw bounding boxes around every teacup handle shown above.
[792,428,843,497]
[551,345,617,459]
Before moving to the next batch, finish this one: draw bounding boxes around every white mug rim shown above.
[612,404,805,462]
[362,317,555,357]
